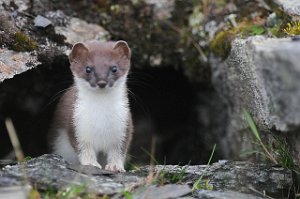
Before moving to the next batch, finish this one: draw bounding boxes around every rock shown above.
[0,0,29,12]
[0,49,40,82]
[54,17,109,45]
[67,164,115,176]
[145,0,175,20]
[140,160,292,198]
[274,0,300,18]
[0,160,17,168]
[211,36,300,161]
[0,0,109,82]
[34,15,52,28]
[193,190,264,199]
[1,154,143,195]
[0,176,21,187]
[0,185,31,199]
[132,184,191,199]
[0,155,293,198]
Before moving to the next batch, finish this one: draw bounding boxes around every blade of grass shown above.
[141,147,159,165]
[242,109,278,164]
[243,109,261,142]
[192,144,216,191]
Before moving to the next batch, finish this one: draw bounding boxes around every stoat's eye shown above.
[85,66,92,73]
[111,65,118,73]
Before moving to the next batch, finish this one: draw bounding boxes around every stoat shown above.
[49,40,133,172]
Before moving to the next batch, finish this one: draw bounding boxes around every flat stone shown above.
[55,17,109,45]
[67,164,115,176]
[194,190,264,199]
[0,160,17,168]
[34,15,52,28]
[141,160,292,197]
[0,155,293,198]
[0,176,21,187]
[1,154,143,195]
[0,49,40,82]
[132,184,191,199]
[0,185,31,199]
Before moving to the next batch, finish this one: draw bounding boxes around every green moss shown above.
[209,30,236,59]
[283,21,300,36]
[241,25,265,36]
[269,23,285,37]
[210,21,268,59]
[10,32,38,52]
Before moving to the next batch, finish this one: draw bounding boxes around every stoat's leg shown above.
[105,146,125,172]
[78,142,101,168]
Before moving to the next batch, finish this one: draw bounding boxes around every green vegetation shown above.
[121,191,133,199]
[242,109,300,197]
[24,156,32,161]
[210,29,236,59]
[242,109,296,168]
[43,184,93,199]
[192,144,216,191]
[10,32,38,52]
[283,21,300,36]
[210,20,267,59]
[155,163,190,185]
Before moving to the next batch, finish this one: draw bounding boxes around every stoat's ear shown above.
[113,40,131,59]
[69,43,89,63]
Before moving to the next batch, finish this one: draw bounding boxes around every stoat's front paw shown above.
[81,161,102,169]
[105,163,125,172]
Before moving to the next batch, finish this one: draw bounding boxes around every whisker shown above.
[41,86,73,111]
[127,88,151,118]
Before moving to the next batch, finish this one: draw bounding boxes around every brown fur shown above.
[69,41,131,88]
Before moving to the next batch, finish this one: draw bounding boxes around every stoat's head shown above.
[69,40,131,90]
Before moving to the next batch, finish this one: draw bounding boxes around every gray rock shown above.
[274,0,300,17]
[194,190,265,199]
[141,160,292,198]
[0,0,29,12]
[145,0,175,20]
[211,36,300,160]
[0,176,21,186]
[1,154,143,195]
[54,17,109,45]
[0,155,293,198]
[0,1,109,83]
[0,49,40,82]
[0,185,31,199]
[34,15,52,28]
[132,184,191,199]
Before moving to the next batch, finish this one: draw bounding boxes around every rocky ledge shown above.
[0,0,108,83]
[0,154,294,198]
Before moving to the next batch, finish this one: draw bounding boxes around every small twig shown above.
[249,186,275,199]
[5,118,24,162]
[5,118,29,187]
[260,140,278,165]
[144,135,157,185]
[150,135,156,168]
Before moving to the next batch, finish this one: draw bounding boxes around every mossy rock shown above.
[210,30,236,59]
[10,32,38,52]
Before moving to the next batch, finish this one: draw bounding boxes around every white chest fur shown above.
[73,78,129,153]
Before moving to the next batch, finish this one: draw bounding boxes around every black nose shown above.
[97,80,107,88]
